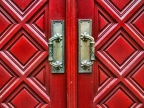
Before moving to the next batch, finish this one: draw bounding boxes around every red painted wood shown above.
[49,0,67,108]
[66,0,77,108]
[76,0,144,108]
[77,0,95,108]
[0,0,66,108]
[1,0,144,108]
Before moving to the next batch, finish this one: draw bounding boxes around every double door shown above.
[1,0,143,108]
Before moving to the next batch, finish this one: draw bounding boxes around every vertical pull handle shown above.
[48,21,64,73]
[80,32,95,68]
[48,33,63,69]
[79,20,95,73]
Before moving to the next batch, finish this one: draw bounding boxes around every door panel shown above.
[0,0,66,108]
[77,0,144,108]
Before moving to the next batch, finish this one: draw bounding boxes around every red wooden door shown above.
[0,0,66,108]
[77,0,144,108]
[1,0,144,108]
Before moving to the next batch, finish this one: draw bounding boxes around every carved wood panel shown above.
[0,0,50,107]
[94,0,144,107]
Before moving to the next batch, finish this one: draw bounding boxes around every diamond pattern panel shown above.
[99,14,109,32]
[9,36,38,65]
[97,7,116,37]
[35,13,45,32]
[3,0,39,18]
[95,0,143,107]
[0,13,10,35]
[0,65,12,90]
[110,0,131,11]
[103,0,140,19]
[1,0,49,107]
[99,67,109,86]
[106,36,135,65]
[106,89,133,108]
[12,0,33,11]
[133,12,144,35]
[11,89,39,108]
[127,6,144,41]
[35,68,45,85]
[132,65,144,90]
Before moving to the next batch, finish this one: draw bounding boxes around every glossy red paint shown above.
[76,0,144,108]
[0,0,66,108]
[1,0,144,108]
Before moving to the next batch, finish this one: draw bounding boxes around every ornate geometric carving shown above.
[2,83,47,108]
[127,6,144,40]
[97,63,116,92]
[0,64,12,90]
[99,29,140,71]
[110,0,131,11]
[126,60,144,95]
[97,7,116,37]
[2,0,40,18]
[3,29,44,72]
[35,13,45,33]
[27,9,46,39]
[0,60,18,97]
[1,0,50,107]
[35,68,45,85]
[9,36,38,65]
[103,0,141,19]
[99,13,109,32]
[106,36,135,66]
[0,7,16,39]
[106,89,133,108]
[11,89,39,108]
[99,67,109,86]
[0,13,11,35]
[28,61,47,92]
[98,84,142,108]
[133,65,144,90]
[133,12,144,35]
[12,0,33,11]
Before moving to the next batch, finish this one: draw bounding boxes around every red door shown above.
[0,0,66,108]
[76,0,144,108]
[1,0,144,108]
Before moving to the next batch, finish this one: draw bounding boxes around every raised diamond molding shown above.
[97,84,142,108]
[106,36,135,66]
[9,36,38,65]
[126,60,144,96]
[103,0,141,19]
[99,29,140,72]
[1,84,47,108]
[3,29,43,73]
[0,60,18,96]
[0,6,16,39]
[97,7,116,38]
[11,89,39,108]
[2,0,40,19]
[12,0,33,11]
[106,89,133,108]
[127,6,144,40]
[0,64,12,90]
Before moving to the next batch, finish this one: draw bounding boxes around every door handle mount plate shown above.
[78,19,95,73]
[48,20,65,73]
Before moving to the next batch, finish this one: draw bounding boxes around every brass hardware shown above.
[48,21,64,73]
[78,20,95,73]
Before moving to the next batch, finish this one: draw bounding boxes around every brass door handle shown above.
[48,21,64,73]
[78,20,95,73]
[48,33,63,70]
[80,32,95,70]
